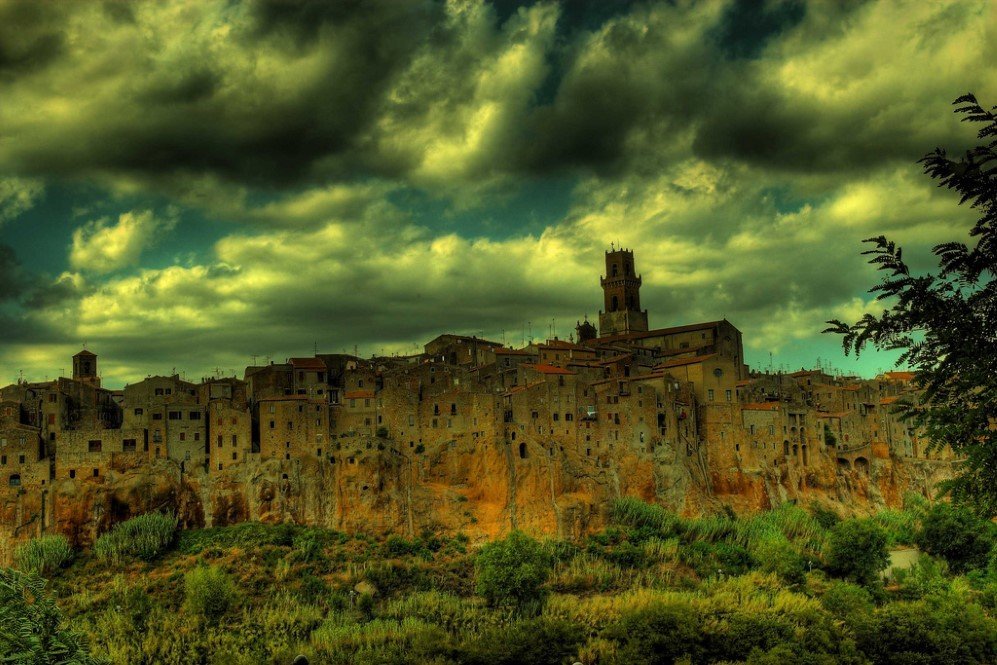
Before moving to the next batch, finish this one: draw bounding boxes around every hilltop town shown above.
[0,248,955,557]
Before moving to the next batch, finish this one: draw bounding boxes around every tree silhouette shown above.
[826,93,997,516]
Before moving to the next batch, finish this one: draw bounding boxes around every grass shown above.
[13,534,73,575]
[93,512,179,564]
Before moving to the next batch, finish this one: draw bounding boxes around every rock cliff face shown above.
[0,434,952,562]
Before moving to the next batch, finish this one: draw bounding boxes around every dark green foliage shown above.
[605,601,702,664]
[474,530,552,609]
[826,93,997,516]
[915,503,996,573]
[177,522,347,554]
[825,518,889,586]
[460,616,584,665]
[811,503,841,530]
[0,567,101,664]
[679,540,755,578]
[861,594,997,665]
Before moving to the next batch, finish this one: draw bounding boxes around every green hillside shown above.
[4,497,997,664]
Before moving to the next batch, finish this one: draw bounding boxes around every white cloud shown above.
[69,210,175,274]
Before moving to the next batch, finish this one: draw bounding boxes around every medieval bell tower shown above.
[72,349,100,387]
[598,247,649,337]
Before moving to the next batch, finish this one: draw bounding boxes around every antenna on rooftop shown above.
[251,354,258,367]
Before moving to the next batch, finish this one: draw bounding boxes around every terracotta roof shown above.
[883,371,916,381]
[523,364,575,376]
[344,390,376,399]
[736,379,753,387]
[657,353,717,369]
[880,396,900,405]
[540,339,588,350]
[290,357,327,370]
[741,402,781,411]
[840,384,861,392]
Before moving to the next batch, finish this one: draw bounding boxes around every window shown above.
[189,411,201,420]
[168,411,181,420]
[134,408,144,416]
[123,439,137,453]
[155,388,164,396]
[93,468,99,477]
[18,454,24,464]
[88,440,102,453]
[269,420,275,429]
[194,433,200,441]
[69,469,76,479]
[231,435,237,446]
[152,413,163,421]
[0,455,4,465]
[725,390,732,402]
[287,421,293,430]
[708,389,715,401]
[165,388,172,395]
[232,452,237,461]
[9,473,21,487]
[217,435,223,447]
[179,433,186,441]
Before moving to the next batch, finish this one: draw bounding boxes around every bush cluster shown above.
[13,534,74,576]
[94,512,179,564]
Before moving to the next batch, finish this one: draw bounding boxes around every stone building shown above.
[0,247,958,554]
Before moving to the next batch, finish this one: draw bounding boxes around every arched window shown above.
[519,442,527,459]
[611,295,619,311]
[8,474,20,487]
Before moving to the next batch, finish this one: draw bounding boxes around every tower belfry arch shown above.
[598,247,649,337]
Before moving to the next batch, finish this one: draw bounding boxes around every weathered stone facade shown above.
[0,250,956,561]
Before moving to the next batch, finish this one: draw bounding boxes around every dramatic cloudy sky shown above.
[0,0,993,387]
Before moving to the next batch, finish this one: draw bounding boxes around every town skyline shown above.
[1,0,993,387]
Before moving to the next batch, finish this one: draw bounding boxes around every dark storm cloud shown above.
[0,0,441,187]
[0,2,65,78]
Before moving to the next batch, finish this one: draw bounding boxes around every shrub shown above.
[0,567,100,664]
[474,530,552,610]
[94,512,178,563]
[183,565,238,623]
[825,519,889,586]
[821,582,874,619]
[863,594,997,664]
[679,540,754,578]
[605,600,702,664]
[13,535,73,576]
[810,504,841,530]
[916,503,995,573]
[752,536,807,585]
[459,616,584,665]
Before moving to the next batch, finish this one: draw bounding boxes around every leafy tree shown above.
[825,518,889,586]
[915,502,995,573]
[826,93,997,516]
[606,601,702,665]
[474,530,552,610]
[0,567,101,664]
